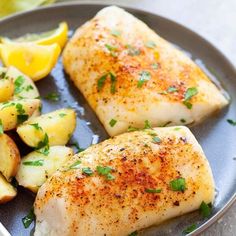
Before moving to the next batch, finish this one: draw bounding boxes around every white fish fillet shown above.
[34,126,215,236]
[63,6,228,136]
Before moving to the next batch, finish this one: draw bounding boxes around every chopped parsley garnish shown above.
[44,92,60,102]
[97,72,117,94]
[14,76,25,94]
[23,159,44,166]
[167,86,178,93]
[180,118,186,123]
[110,72,116,94]
[17,114,29,124]
[110,29,121,37]
[127,126,140,132]
[183,87,198,109]
[25,85,34,91]
[70,142,85,153]
[199,201,212,218]
[30,123,42,130]
[69,160,81,169]
[109,119,117,127]
[227,119,236,126]
[144,120,152,129]
[0,119,3,135]
[169,177,186,192]
[145,41,156,48]
[128,231,138,236]
[1,102,15,110]
[145,188,162,193]
[105,44,118,57]
[126,44,141,56]
[22,208,35,228]
[182,224,197,234]
[151,63,158,69]
[59,113,67,117]
[0,71,6,79]
[152,136,161,143]
[82,167,93,176]
[137,71,151,88]
[16,103,28,124]
[96,166,115,180]
[35,133,49,156]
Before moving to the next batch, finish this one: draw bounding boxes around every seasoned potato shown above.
[0,133,20,181]
[0,173,17,204]
[6,66,39,100]
[0,99,41,131]
[0,67,14,102]
[16,146,73,192]
[17,108,76,147]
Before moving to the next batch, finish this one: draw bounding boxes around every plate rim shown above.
[0,2,235,235]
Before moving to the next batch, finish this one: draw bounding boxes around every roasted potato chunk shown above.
[0,67,14,102]
[16,146,73,192]
[0,173,17,204]
[6,66,39,100]
[17,108,76,147]
[0,133,20,181]
[0,99,41,131]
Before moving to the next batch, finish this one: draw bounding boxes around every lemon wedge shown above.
[0,43,61,81]
[1,22,68,49]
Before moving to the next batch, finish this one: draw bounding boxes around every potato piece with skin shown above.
[0,133,20,181]
[0,99,41,131]
[0,68,14,102]
[17,108,76,147]
[0,173,17,204]
[16,146,74,193]
[6,66,39,100]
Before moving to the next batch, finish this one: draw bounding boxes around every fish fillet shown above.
[63,6,228,136]
[34,126,214,236]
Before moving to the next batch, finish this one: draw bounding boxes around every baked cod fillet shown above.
[34,126,214,236]
[63,6,228,136]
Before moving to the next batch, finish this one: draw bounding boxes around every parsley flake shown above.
[0,119,3,135]
[169,177,186,192]
[22,208,35,228]
[182,224,197,234]
[69,160,81,169]
[70,142,85,153]
[23,159,44,166]
[145,41,156,48]
[82,167,93,176]
[145,188,162,193]
[183,87,198,109]
[126,44,141,56]
[227,119,236,126]
[144,120,152,129]
[137,71,151,88]
[14,76,25,94]
[110,29,121,37]
[199,201,212,218]
[44,92,60,102]
[30,123,42,130]
[152,136,161,143]
[97,72,117,94]
[128,231,138,236]
[151,63,158,69]
[109,119,117,127]
[167,86,178,93]
[96,166,115,180]
[59,113,67,117]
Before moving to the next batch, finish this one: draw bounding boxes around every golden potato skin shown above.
[0,99,41,131]
[17,108,76,147]
[0,133,20,181]
[6,66,40,100]
[0,77,14,102]
[0,173,17,204]
[16,146,74,193]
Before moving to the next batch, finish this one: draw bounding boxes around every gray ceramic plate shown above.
[0,3,235,236]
